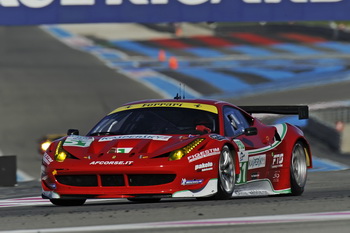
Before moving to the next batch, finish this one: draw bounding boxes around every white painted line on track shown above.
[0,197,49,208]
[1,210,350,233]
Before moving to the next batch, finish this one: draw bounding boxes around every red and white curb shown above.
[0,197,49,208]
[0,197,116,208]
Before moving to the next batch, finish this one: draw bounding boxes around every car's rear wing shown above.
[239,105,309,120]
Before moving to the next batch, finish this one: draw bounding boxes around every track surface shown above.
[0,25,349,232]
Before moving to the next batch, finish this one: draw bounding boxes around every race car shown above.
[41,99,312,206]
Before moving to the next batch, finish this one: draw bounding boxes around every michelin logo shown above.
[0,0,222,8]
[181,178,204,186]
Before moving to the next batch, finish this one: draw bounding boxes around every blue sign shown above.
[0,0,350,25]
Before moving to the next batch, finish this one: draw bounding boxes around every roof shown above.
[109,99,233,115]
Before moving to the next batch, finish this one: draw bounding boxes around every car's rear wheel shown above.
[290,142,308,196]
[215,145,235,200]
[50,199,86,206]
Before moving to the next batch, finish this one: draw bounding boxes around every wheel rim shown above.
[219,149,235,193]
[291,144,307,187]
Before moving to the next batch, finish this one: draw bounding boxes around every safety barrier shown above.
[0,155,17,186]
[306,102,350,154]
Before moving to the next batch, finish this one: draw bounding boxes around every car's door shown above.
[222,106,275,184]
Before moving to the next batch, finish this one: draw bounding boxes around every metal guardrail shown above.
[306,101,350,154]
[310,101,350,127]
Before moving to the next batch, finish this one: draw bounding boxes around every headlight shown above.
[169,138,204,161]
[55,151,68,162]
[54,141,69,162]
[169,149,185,161]
[41,141,51,152]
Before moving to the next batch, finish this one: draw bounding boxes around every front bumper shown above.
[41,160,218,199]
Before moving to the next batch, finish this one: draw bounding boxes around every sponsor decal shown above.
[251,173,260,180]
[187,148,220,163]
[209,134,226,141]
[108,147,133,154]
[248,154,266,170]
[195,162,213,172]
[273,171,280,183]
[63,136,94,147]
[99,134,171,142]
[272,153,284,168]
[42,152,53,165]
[242,0,341,3]
[237,161,248,184]
[0,0,222,8]
[239,151,248,163]
[142,102,183,108]
[234,190,270,196]
[181,178,204,186]
[233,139,245,151]
[234,140,248,184]
[110,102,218,114]
[89,161,133,165]
[9,0,341,8]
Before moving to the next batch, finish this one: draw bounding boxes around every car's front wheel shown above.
[215,145,235,199]
[290,142,308,196]
[50,199,86,206]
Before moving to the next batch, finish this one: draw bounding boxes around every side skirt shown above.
[232,179,291,197]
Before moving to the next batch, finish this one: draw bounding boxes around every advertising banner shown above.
[0,0,349,25]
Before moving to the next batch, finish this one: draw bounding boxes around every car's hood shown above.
[61,134,202,159]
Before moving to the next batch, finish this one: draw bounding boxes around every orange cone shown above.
[168,56,179,70]
[158,49,166,62]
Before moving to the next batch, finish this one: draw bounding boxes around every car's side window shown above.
[224,106,250,137]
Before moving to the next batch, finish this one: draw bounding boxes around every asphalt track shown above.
[0,25,349,232]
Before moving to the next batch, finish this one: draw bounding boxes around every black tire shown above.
[127,198,161,203]
[50,199,86,206]
[290,142,308,196]
[214,145,235,200]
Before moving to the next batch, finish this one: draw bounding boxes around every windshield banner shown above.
[0,0,349,25]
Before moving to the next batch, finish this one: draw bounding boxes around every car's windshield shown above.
[88,107,218,136]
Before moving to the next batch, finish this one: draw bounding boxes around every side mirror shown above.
[244,127,258,136]
[67,129,79,135]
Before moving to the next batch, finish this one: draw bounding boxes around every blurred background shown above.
[2,21,350,180]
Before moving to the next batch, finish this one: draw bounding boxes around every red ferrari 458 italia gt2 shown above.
[41,98,312,206]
